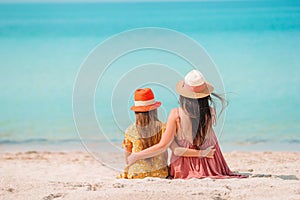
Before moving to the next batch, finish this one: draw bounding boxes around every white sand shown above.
[1,151,299,200]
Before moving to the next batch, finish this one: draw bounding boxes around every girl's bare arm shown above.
[170,141,215,158]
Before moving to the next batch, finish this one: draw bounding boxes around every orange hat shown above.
[130,88,161,112]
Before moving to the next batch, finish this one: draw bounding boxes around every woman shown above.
[119,88,215,179]
[127,70,245,179]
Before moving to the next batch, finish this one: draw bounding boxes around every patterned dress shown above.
[119,123,169,179]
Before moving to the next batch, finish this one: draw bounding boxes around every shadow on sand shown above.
[238,173,299,180]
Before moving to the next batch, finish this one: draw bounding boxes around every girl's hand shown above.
[199,146,215,158]
[127,153,138,166]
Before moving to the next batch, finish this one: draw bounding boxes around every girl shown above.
[127,70,245,179]
[119,88,215,179]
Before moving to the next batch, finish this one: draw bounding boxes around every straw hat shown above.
[130,88,161,112]
[176,70,214,98]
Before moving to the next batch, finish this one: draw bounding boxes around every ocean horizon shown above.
[0,0,299,152]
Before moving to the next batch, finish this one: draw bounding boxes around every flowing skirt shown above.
[170,139,246,179]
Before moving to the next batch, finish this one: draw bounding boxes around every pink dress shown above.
[169,108,246,179]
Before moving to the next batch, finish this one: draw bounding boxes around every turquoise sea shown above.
[0,0,300,151]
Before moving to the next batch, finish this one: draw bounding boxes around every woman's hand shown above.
[199,146,215,158]
[127,153,138,166]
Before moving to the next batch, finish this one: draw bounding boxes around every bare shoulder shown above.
[168,108,179,121]
[209,106,216,115]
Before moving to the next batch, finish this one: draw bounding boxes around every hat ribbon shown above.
[183,82,207,93]
[134,99,156,107]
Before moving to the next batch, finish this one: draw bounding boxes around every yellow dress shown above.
[119,123,169,179]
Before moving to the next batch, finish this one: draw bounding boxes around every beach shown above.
[1,1,300,200]
[1,150,299,200]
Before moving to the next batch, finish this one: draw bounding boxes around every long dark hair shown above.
[135,109,163,150]
[179,93,226,147]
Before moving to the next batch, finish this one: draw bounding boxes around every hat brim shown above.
[176,80,214,99]
[130,102,161,112]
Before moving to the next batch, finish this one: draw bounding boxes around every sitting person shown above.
[119,88,215,179]
[127,71,246,179]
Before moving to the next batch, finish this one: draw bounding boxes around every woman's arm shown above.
[127,109,178,166]
[122,138,133,164]
[125,151,131,164]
